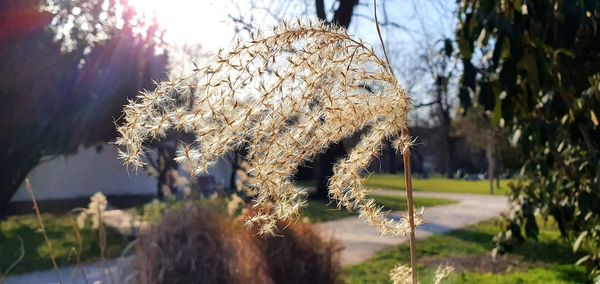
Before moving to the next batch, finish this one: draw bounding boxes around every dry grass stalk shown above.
[434,264,455,284]
[70,217,91,284]
[372,0,419,282]
[0,236,25,280]
[389,263,412,284]
[403,151,418,284]
[75,192,116,283]
[24,179,64,284]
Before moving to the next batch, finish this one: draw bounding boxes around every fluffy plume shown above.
[115,20,419,236]
[434,264,455,284]
[389,264,412,284]
[76,192,108,229]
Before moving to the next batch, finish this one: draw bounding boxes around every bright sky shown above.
[127,0,456,120]
[127,0,455,52]
[128,0,235,51]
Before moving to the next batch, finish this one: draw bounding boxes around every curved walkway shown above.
[3,257,132,284]
[316,190,509,266]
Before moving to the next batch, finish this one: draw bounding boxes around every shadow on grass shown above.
[446,220,584,265]
[345,219,591,284]
[0,214,129,276]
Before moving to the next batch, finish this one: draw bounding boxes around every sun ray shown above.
[126,0,232,48]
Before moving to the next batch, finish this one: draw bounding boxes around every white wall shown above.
[11,143,156,201]
[11,143,232,201]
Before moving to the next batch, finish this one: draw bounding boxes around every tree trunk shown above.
[311,0,358,200]
[495,152,501,189]
[313,142,346,200]
[156,144,178,199]
[0,144,42,218]
[230,152,239,192]
[388,141,398,174]
[435,74,455,178]
[486,142,495,195]
[438,102,455,178]
[156,148,169,200]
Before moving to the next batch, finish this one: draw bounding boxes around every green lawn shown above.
[345,219,590,283]
[301,195,456,222]
[0,195,453,276]
[0,213,130,276]
[363,174,514,195]
[0,199,229,277]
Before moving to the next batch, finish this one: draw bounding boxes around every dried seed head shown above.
[116,20,419,236]
[434,264,455,284]
[77,192,108,229]
[389,264,412,284]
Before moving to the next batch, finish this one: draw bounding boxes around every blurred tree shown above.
[456,0,600,277]
[452,104,506,194]
[365,0,461,178]
[411,38,460,178]
[226,0,463,192]
[0,0,168,216]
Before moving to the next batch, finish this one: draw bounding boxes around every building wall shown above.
[11,143,231,202]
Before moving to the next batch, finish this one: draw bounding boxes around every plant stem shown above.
[25,179,64,284]
[403,152,417,284]
[71,218,91,284]
[372,1,417,281]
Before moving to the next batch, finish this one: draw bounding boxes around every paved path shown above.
[3,257,133,284]
[316,190,509,266]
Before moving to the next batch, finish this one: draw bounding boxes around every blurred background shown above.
[0,0,516,214]
[1,0,599,283]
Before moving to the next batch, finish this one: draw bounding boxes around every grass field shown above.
[301,195,456,222]
[0,195,453,276]
[363,174,514,195]
[344,219,590,283]
[0,213,130,276]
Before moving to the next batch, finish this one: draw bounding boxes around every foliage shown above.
[452,104,510,194]
[128,199,184,223]
[0,213,129,276]
[455,0,600,277]
[0,0,168,214]
[364,174,512,195]
[345,219,590,283]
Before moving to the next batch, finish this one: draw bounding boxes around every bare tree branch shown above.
[352,13,416,33]
[315,0,326,21]
[413,100,440,108]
